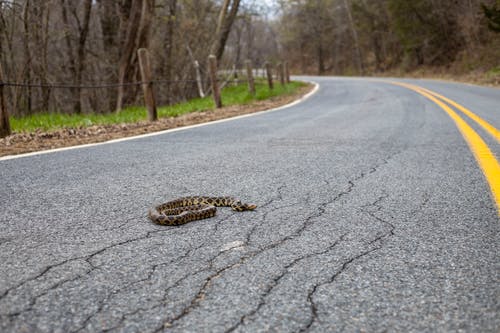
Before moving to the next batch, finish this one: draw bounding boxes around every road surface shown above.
[1,77,499,332]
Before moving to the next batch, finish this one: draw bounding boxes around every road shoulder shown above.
[0,83,316,158]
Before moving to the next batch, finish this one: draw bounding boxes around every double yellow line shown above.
[388,81,500,214]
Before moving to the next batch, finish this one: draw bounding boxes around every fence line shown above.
[1,79,206,89]
[0,51,290,138]
[0,78,257,90]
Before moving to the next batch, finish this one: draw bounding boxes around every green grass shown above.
[11,81,306,133]
[486,66,500,76]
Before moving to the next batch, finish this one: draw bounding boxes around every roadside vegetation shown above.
[1,1,499,138]
[277,0,500,85]
[10,81,305,133]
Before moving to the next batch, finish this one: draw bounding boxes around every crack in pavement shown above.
[101,267,210,333]
[76,211,242,333]
[299,194,396,333]
[290,149,403,333]
[2,151,402,332]
[97,193,284,333]
[151,186,289,332]
[299,246,382,333]
[72,247,200,333]
[225,233,348,333]
[2,259,93,319]
[245,184,304,247]
[0,214,182,317]
[96,189,290,333]
[362,193,395,245]
[154,152,400,332]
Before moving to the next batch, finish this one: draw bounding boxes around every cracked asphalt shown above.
[1,77,499,332]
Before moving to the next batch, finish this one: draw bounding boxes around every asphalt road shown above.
[1,77,498,333]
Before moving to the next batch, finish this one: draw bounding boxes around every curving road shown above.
[1,77,499,332]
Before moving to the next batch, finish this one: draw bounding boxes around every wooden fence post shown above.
[208,55,222,108]
[245,60,255,96]
[278,62,285,86]
[0,63,11,138]
[194,60,205,98]
[265,62,274,90]
[137,48,157,121]
[284,61,291,83]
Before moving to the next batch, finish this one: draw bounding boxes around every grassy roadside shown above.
[11,81,306,133]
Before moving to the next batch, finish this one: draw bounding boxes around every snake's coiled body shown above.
[149,196,257,226]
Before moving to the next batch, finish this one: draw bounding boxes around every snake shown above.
[148,196,257,226]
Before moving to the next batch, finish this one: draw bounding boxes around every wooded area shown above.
[0,0,499,123]
[0,0,251,118]
[277,0,500,75]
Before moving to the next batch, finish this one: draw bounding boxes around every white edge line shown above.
[0,80,319,161]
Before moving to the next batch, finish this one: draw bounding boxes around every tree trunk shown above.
[164,0,176,104]
[211,0,241,62]
[300,41,307,74]
[22,0,32,114]
[234,24,243,68]
[317,41,325,75]
[116,0,143,112]
[39,2,51,112]
[60,0,78,113]
[0,63,11,137]
[245,17,254,63]
[60,0,91,113]
[76,0,93,112]
[116,0,155,112]
[98,0,120,49]
[137,0,154,50]
[343,0,364,75]
[98,0,121,111]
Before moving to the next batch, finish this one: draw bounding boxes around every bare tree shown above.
[60,0,93,113]
[21,1,33,113]
[163,0,177,104]
[343,0,364,74]
[2,0,497,120]
[96,0,121,110]
[0,62,10,137]
[116,0,155,112]
[211,0,241,61]
[0,0,248,117]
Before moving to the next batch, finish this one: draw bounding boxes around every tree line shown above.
[1,0,499,117]
[0,0,254,116]
[277,0,500,75]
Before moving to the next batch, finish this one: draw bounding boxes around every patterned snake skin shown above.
[148,196,257,226]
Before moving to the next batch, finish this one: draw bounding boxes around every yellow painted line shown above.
[395,81,500,143]
[388,81,500,213]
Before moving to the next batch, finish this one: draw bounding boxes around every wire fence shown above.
[0,76,271,87]
[0,80,190,89]
[0,78,250,89]
[0,50,290,137]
